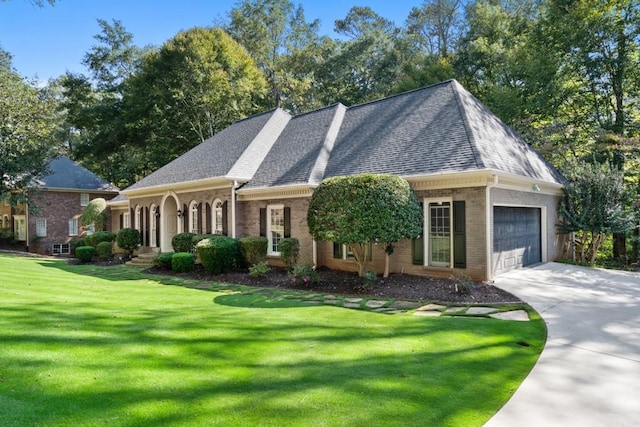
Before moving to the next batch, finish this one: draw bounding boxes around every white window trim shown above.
[135,206,142,231]
[53,243,70,255]
[35,218,47,237]
[123,212,131,228]
[424,197,454,268]
[212,199,224,235]
[267,204,284,256]
[69,218,79,236]
[189,201,199,234]
[80,193,90,207]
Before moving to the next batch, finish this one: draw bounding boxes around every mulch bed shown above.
[144,265,522,304]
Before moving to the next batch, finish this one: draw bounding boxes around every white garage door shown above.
[493,207,541,276]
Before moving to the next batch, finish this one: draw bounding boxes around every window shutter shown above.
[412,202,424,265]
[205,203,212,234]
[333,242,343,259]
[145,207,150,246]
[284,207,291,238]
[453,201,466,268]
[259,208,266,237]
[222,201,228,236]
[119,214,123,229]
[130,208,134,228]
[197,203,203,234]
[183,204,188,232]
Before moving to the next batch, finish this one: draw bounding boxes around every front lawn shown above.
[0,254,545,426]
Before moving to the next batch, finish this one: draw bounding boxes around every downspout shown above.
[486,174,498,281]
[231,180,237,238]
[312,239,317,269]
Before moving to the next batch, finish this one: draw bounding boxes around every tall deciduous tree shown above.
[307,174,423,277]
[0,67,57,207]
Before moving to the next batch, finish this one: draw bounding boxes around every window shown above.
[80,193,90,207]
[123,212,130,228]
[86,223,95,235]
[35,218,47,237]
[428,201,451,267]
[267,205,284,255]
[52,243,70,255]
[189,201,199,234]
[213,200,224,234]
[2,214,8,228]
[68,218,79,236]
[333,242,373,261]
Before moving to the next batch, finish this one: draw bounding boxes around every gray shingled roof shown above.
[37,156,119,192]
[125,109,291,191]
[323,80,564,183]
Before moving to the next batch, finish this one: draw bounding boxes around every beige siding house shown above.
[111,80,566,281]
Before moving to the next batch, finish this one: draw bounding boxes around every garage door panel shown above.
[493,207,541,276]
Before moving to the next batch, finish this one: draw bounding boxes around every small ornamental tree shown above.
[559,161,635,264]
[80,198,107,231]
[307,174,423,277]
[116,228,140,259]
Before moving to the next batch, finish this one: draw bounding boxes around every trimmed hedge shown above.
[116,228,140,255]
[154,252,175,270]
[76,246,95,263]
[96,241,113,260]
[197,235,239,275]
[172,232,196,253]
[70,238,86,256]
[239,236,268,266]
[172,252,195,273]
[279,238,299,271]
[85,231,116,248]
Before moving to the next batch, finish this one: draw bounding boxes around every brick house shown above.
[5,156,119,255]
[111,80,566,281]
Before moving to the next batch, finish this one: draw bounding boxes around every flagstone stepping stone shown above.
[384,310,406,314]
[489,310,530,321]
[445,307,465,313]
[466,307,496,315]
[344,297,363,303]
[324,300,340,305]
[343,302,362,308]
[417,303,446,311]
[391,300,421,309]
[413,310,441,317]
[365,300,388,308]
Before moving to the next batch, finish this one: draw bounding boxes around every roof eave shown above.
[123,177,237,198]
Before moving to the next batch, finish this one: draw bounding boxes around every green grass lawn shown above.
[0,253,545,426]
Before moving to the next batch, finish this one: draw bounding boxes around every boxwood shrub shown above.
[116,228,140,256]
[154,252,175,270]
[172,232,196,253]
[197,235,239,275]
[70,238,86,256]
[172,252,195,273]
[76,246,95,263]
[85,231,116,247]
[239,236,268,266]
[96,241,113,260]
[279,237,299,271]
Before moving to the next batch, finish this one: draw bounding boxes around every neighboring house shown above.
[4,156,119,255]
[111,80,566,281]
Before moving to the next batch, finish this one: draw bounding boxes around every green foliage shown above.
[248,261,271,278]
[69,238,86,256]
[95,241,113,261]
[279,237,299,271]
[290,263,319,286]
[196,235,239,275]
[116,228,140,255]
[308,173,422,276]
[75,246,95,263]
[154,252,175,270]
[80,198,108,231]
[171,252,195,273]
[239,236,268,266]
[362,271,378,290]
[172,232,196,253]
[449,273,473,295]
[84,231,116,247]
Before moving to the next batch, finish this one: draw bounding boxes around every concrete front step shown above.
[125,252,158,267]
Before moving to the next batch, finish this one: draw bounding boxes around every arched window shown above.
[212,199,224,235]
[189,201,199,234]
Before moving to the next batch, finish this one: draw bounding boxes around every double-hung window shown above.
[35,218,47,237]
[68,218,79,236]
[80,193,90,207]
[213,200,224,234]
[267,205,284,256]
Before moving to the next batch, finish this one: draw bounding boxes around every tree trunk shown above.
[613,232,627,264]
[384,252,390,278]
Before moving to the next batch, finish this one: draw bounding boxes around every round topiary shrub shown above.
[85,231,116,248]
[239,236,268,266]
[172,232,196,253]
[70,238,86,256]
[154,252,175,270]
[116,228,140,257]
[197,235,239,275]
[96,241,113,260]
[76,245,96,263]
[172,252,195,273]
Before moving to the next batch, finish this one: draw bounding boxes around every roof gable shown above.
[37,156,118,192]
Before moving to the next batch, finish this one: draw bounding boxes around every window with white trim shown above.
[35,218,47,237]
[333,243,373,261]
[123,212,131,228]
[68,218,79,236]
[425,198,453,268]
[86,223,95,235]
[267,204,284,255]
[213,199,223,234]
[189,201,199,234]
[2,214,9,228]
[52,243,70,255]
[80,193,90,207]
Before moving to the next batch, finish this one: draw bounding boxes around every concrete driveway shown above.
[485,262,640,427]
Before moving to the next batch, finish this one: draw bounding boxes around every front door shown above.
[13,215,26,241]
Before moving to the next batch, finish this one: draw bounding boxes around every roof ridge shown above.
[450,80,484,169]
[308,103,347,185]
[345,79,457,111]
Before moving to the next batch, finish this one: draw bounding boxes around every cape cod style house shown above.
[0,156,119,255]
[110,80,566,281]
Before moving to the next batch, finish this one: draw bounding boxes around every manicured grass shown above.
[0,254,545,426]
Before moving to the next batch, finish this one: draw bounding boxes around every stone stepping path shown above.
[413,304,530,321]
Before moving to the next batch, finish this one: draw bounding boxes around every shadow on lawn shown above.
[1,297,544,427]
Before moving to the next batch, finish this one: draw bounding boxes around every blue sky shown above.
[0,0,420,82]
